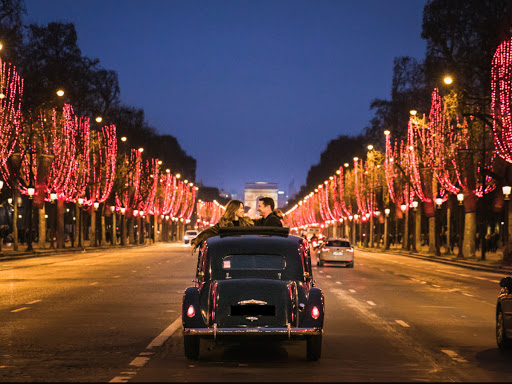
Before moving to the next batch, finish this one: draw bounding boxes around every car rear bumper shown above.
[184,325,322,340]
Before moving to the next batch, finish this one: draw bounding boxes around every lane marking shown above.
[146,316,182,349]
[131,270,137,272]
[441,349,468,363]
[395,320,410,328]
[326,275,332,278]
[89,282,99,286]
[129,357,150,367]
[490,280,501,283]
[420,281,427,284]
[349,289,356,293]
[367,301,376,306]
[26,300,42,305]
[11,307,29,313]
[336,281,342,284]
[457,273,470,277]
[113,275,121,278]
[433,285,441,288]
[109,376,130,383]
[462,293,474,297]
[473,276,487,280]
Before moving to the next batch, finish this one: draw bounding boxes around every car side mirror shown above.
[500,277,512,288]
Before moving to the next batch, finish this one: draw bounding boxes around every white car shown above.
[317,238,354,268]
[184,230,198,244]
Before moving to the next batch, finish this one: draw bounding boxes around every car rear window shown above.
[222,254,285,270]
[325,240,351,247]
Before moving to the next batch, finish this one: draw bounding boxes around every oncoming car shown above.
[317,238,354,267]
[184,230,198,244]
[182,227,325,361]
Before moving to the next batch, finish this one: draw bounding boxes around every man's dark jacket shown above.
[254,212,283,227]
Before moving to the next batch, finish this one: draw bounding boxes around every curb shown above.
[358,246,512,275]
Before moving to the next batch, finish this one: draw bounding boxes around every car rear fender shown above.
[301,287,325,328]
[182,287,206,328]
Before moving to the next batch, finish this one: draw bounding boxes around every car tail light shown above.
[321,247,330,252]
[311,306,320,319]
[312,241,318,247]
[187,305,195,318]
[346,247,354,253]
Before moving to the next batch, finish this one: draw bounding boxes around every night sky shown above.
[24,0,427,201]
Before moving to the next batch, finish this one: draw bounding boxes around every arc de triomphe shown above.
[244,182,278,218]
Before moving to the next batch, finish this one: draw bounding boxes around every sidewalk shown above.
[358,243,512,275]
[0,240,175,263]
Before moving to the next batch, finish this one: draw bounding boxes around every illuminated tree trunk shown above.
[463,212,477,257]
[429,217,435,253]
[13,190,18,251]
[100,205,106,246]
[57,198,65,248]
[90,209,96,246]
[446,207,451,254]
[415,208,422,252]
[38,205,45,248]
[128,217,135,244]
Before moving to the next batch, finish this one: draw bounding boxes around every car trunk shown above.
[213,278,295,328]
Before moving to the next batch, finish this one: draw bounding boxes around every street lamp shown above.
[435,197,443,256]
[411,201,418,253]
[457,192,464,259]
[503,186,511,265]
[49,192,57,249]
[443,76,453,85]
[110,205,116,246]
[26,187,35,251]
[400,204,407,249]
[384,208,390,250]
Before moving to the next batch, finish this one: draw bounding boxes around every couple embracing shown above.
[190,197,283,253]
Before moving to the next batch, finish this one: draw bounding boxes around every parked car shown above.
[184,230,199,244]
[317,238,354,267]
[496,276,512,350]
[182,226,325,361]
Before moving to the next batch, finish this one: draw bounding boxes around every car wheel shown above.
[184,335,200,360]
[307,334,322,361]
[497,308,512,351]
[318,259,324,267]
[316,260,319,266]
[347,262,354,268]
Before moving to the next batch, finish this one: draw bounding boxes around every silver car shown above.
[317,238,354,268]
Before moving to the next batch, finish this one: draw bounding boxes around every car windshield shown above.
[222,254,285,270]
[325,240,351,247]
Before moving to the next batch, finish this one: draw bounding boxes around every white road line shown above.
[131,270,137,272]
[11,307,29,313]
[462,293,474,297]
[26,300,42,305]
[326,275,332,278]
[129,357,150,367]
[109,376,131,383]
[89,282,99,286]
[473,276,487,280]
[395,320,410,327]
[336,281,342,284]
[420,281,427,284]
[491,280,501,283]
[433,285,441,288]
[457,273,470,277]
[380,269,386,272]
[441,349,468,363]
[113,276,121,278]
[349,289,356,293]
[146,316,182,349]
[146,266,150,269]
[367,301,376,306]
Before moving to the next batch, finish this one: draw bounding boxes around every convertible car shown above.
[182,226,325,361]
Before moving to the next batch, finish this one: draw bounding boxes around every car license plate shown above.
[333,252,342,255]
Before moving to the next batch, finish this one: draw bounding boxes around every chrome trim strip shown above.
[237,299,268,305]
[184,327,322,337]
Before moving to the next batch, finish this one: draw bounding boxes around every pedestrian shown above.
[253,197,283,227]
[190,199,253,254]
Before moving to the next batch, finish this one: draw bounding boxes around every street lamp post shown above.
[50,192,57,249]
[503,186,511,265]
[26,187,35,251]
[457,192,464,259]
[412,201,418,253]
[139,210,145,245]
[353,214,359,246]
[435,197,443,256]
[120,207,126,246]
[110,205,116,246]
[77,198,84,249]
[384,208,390,250]
[93,201,99,246]
[401,204,407,249]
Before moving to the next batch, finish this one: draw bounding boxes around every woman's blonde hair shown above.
[222,200,244,221]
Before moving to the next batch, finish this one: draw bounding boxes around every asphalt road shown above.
[1,244,512,382]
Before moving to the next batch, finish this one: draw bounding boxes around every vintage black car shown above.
[497,276,512,350]
[182,226,324,361]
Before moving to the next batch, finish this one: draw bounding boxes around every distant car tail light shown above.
[187,305,195,318]
[311,306,320,319]
[346,247,354,253]
[321,247,330,252]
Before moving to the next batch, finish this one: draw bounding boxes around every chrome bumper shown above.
[184,323,322,340]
